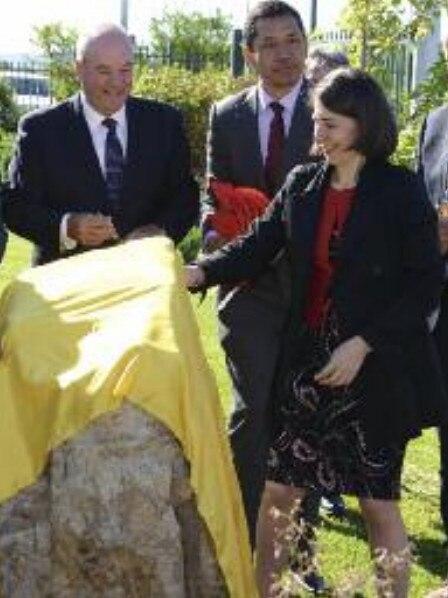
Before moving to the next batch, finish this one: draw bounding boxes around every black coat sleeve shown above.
[361,172,443,351]
[5,114,62,253]
[199,187,288,286]
[200,102,232,235]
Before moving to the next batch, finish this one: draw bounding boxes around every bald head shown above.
[76,23,133,62]
[75,23,134,116]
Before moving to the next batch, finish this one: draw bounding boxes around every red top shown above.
[304,185,356,329]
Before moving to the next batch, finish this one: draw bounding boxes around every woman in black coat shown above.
[187,69,446,597]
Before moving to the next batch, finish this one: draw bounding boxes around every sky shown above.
[0,0,347,56]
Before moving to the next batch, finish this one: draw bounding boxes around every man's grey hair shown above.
[308,48,349,69]
[75,23,133,62]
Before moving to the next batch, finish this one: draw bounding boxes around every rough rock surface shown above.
[0,403,228,597]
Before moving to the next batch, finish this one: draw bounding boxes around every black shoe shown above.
[292,570,328,595]
[320,494,347,519]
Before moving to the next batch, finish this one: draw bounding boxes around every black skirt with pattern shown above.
[267,309,405,500]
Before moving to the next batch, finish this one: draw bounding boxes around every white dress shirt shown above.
[60,95,128,249]
[81,95,128,173]
[257,78,303,163]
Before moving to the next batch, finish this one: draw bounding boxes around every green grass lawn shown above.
[1,234,447,596]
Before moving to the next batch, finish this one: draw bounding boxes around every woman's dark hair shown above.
[314,67,398,161]
[243,1,306,50]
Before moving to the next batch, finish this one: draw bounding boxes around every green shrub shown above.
[0,80,20,133]
[394,54,448,169]
[0,129,14,180]
[178,225,201,263]
[133,65,254,178]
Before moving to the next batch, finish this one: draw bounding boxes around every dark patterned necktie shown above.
[264,101,285,198]
[102,117,124,209]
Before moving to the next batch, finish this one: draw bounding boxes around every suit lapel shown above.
[283,80,313,177]
[292,163,329,268]
[237,88,266,190]
[69,95,108,203]
[335,164,377,276]
[122,98,142,199]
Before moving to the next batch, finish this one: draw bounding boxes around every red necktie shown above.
[264,102,285,197]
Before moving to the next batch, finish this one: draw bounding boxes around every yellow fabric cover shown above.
[0,237,257,598]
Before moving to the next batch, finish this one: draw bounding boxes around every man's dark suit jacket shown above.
[201,161,447,446]
[417,105,448,386]
[200,80,314,544]
[4,94,199,264]
[417,104,448,206]
[418,103,448,537]
[203,80,313,304]
[203,81,313,224]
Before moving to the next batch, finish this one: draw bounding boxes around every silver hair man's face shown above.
[76,26,134,116]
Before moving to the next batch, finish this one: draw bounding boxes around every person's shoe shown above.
[292,570,328,595]
[320,494,347,519]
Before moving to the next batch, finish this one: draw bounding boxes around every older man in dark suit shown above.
[202,0,315,555]
[417,35,448,575]
[4,24,198,265]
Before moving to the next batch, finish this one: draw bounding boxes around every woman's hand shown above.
[314,335,371,387]
[184,265,206,288]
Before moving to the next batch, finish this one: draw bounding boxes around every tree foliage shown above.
[340,0,448,167]
[0,82,19,178]
[148,10,232,63]
[0,80,20,132]
[32,23,79,100]
[134,65,253,177]
[340,0,444,69]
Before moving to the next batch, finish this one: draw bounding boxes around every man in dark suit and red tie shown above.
[4,23,198,265]
[202,4,329,591]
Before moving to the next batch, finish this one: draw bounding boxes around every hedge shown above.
[134,65,254,178]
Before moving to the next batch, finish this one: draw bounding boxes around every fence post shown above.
[231,28,244,77]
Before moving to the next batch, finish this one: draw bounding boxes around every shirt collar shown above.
[80,93,127,130]
[257,77,303,114]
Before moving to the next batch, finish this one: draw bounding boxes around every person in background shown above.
[188,67,446,598]
[417,33,448,598]
[201,1,322,586]
[305,47,349,87]
[3,23,198,265]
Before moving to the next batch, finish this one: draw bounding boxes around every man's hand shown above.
[184,265,205,288]
[125,225,166,241]
[438,218,448,256]
[314,336,371,388]
[202,230,226,253]
[67,214,118,247]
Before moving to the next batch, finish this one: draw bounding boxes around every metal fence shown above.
[0,60,53,110]
[0,47,230,111]
[309,29,414,114]
[0,32,414,114]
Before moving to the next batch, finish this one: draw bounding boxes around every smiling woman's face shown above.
[312,99,362,167]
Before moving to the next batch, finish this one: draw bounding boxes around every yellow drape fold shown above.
[0,237,257,598]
